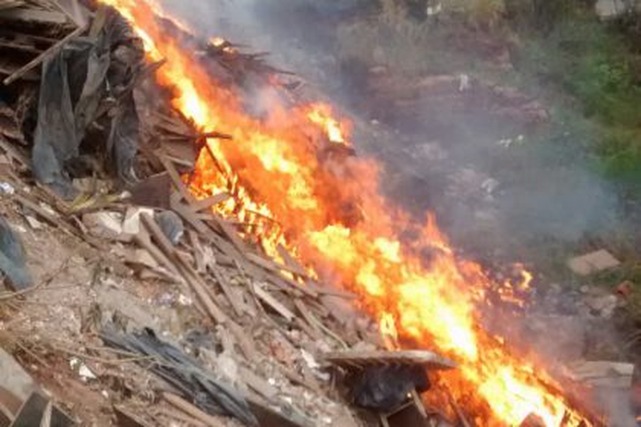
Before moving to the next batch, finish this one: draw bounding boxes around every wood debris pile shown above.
[0,2,463,427]
[0,0,86,85]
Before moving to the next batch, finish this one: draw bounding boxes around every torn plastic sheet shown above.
[32,15,142,200]
[32,37,110,199]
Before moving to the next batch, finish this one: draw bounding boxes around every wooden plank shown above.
[252,283,294,322]
[293,300,322,340]
[0,9,67,25]
[141,213,175,256]
[4,24,87,86]
[239,367,278,401]
[128,172,172,209]
[273,362,322,395]
[0,1,25,12]
[88,5,107,38]
[162,393,225,427]
[205,214,250,257]
[226,320,257,361]
[188,230,206,273]
[211,268,244,317]
[246,252,307,279]
[171,198,249,267]
[276,245,308,277]
[0,386,21,419]
[192,193,230,212]
[0,40,41,55]
[133,230,181,278]
[138,213,228,326]
[159,154,197,205]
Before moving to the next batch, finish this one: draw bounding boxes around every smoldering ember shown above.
[0,0,640,426]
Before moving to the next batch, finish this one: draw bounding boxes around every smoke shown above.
[154,0,635,422]
[159,0,622,264]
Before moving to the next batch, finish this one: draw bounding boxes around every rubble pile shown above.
[0,1,636,427]
[0,2,461,426]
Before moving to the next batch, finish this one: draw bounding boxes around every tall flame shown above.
[99,1,597,425]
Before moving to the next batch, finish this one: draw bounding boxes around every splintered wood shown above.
[0,0,82,85]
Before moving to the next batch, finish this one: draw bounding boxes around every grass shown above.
[337,1,641,182]
[513,13,641,181]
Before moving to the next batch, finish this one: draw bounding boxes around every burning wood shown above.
[0,0,627,426]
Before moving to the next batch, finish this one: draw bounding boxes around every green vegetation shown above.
[337,0,641,180]
[511,6,641,181]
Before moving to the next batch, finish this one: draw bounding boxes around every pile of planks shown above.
[0,0,87,85]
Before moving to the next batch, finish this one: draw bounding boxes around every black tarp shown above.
[101,325,258,426]
[32,38,110,199]
[32,12,142,199]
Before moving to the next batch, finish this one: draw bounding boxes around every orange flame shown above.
[305,103,350,145]
[380,312,399,351]
[99,1,598,425]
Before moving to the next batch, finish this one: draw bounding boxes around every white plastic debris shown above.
[122,207,154,236]
[69,357,97,382]
[301,349,320,370]
[0,182,15,195]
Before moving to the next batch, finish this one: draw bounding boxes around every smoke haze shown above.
[155,1,635,423]
[160,0,622,265]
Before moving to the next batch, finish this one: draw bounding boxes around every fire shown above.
[380,312,399,350]
[99,1,599,425]
[305,103,350,145]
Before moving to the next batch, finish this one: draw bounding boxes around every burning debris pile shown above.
[0,0,633,426]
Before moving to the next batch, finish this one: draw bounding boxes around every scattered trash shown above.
[82,211,124,241]
[69,357,97,382]
[0,182,15,195]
